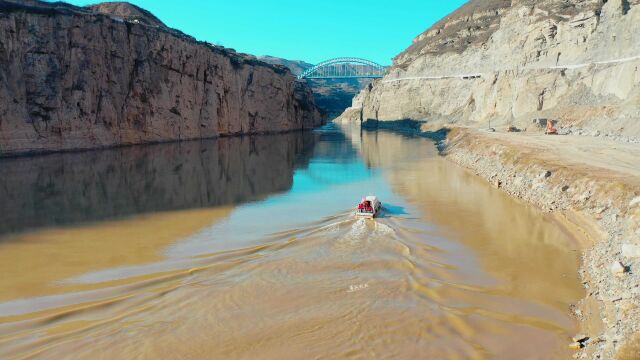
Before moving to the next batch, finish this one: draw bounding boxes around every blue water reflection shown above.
[169,124,407,257]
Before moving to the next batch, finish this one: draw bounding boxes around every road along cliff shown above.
[338,0,640,358]
[0,1,323,156]
[343,0,640,139]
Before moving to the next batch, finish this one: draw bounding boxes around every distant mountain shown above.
[259,55,373,118]
[258,56,313,76]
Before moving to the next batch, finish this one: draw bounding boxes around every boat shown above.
[355,196,382,218]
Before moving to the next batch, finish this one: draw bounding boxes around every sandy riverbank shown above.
[442,127,640,359]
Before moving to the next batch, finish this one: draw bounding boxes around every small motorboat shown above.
[355,196,382,218]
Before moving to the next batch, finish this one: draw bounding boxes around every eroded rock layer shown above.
[0,1,322,156]
[349,0,640,137]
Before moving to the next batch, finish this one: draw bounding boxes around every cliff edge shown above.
[0,1,323,156]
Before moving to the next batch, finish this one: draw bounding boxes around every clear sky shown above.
[50,0,467,65]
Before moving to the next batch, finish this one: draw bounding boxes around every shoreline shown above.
[340,118,640,358]
[440,128,639,359]
[0,126,322,159]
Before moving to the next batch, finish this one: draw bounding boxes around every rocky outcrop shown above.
[351,0,640,138]
[86,2,166,27]
[0,1,323,156]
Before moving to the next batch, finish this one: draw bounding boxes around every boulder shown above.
[532,118,549,128]
[611,261,627,275]
[572,334,589,343]
[569,342,582,350]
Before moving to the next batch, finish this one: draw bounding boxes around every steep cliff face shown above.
[351,0,640,137]
[0,1,323,156]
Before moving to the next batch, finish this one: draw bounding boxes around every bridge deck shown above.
[303,76,383,80]
[299,57,387,80]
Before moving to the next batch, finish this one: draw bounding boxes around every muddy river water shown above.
[0,123,584,359]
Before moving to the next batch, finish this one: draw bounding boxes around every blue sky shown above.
[53,0,467,65]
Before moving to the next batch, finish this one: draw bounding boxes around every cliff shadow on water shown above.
[361,119,451,142]
[0,132,317,237]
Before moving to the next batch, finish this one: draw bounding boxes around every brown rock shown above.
[347,0,640,139]
[610,261,627,276]
[572,334,589,343]
[0,1,323,156]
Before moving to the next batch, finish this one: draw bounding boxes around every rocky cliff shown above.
[0,1,323,156]
[347,0,640,138]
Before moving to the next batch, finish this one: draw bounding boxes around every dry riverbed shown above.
[440,127,640,359]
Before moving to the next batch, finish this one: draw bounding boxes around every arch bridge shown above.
[298,57,387,79]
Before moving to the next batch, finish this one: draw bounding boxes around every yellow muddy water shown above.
[0,125,583,359]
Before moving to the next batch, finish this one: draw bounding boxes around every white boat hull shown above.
[355,211,376,218]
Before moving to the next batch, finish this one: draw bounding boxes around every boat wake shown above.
[0,206,579,360]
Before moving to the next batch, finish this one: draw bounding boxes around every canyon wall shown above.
[348,0,640,136]
[0,1,323,156]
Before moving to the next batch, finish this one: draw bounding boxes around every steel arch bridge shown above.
[298,57,387,79]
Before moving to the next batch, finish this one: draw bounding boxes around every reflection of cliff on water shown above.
[310,124,361,162]
[0,132,316,237]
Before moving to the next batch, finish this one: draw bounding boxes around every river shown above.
[0,123,583,359]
